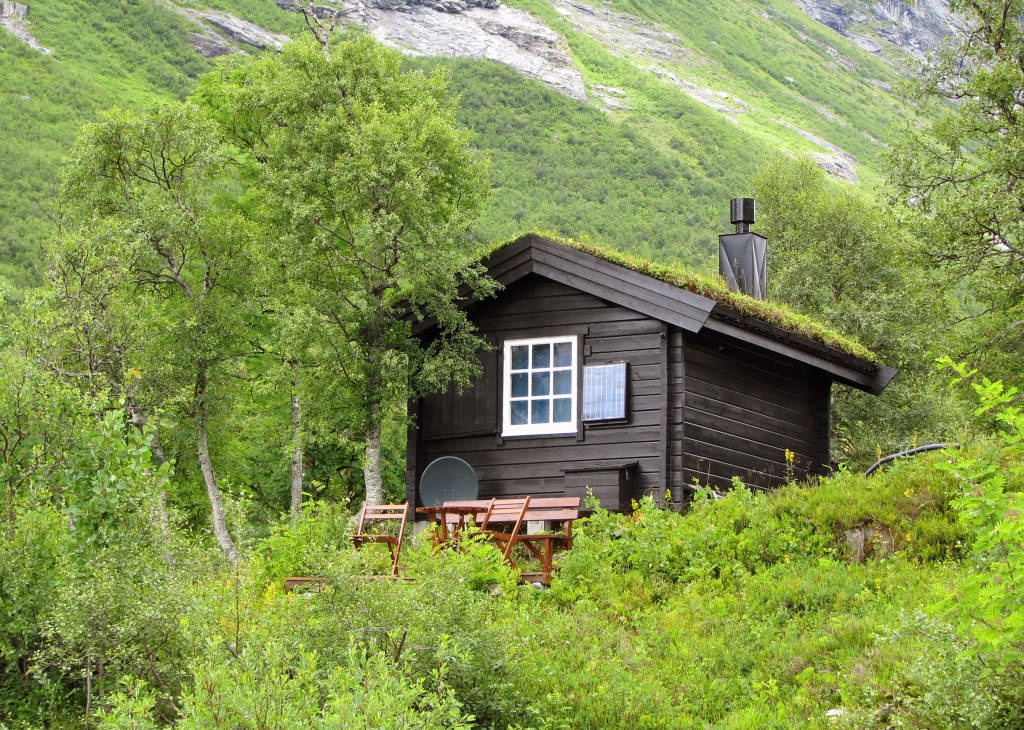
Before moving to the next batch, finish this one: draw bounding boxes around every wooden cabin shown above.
[406,234,896,511]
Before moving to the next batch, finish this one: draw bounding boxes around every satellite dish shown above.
[419,456,478,506]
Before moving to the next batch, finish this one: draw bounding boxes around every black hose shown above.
[863,443,961,477]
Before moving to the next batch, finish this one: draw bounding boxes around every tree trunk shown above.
[290,364,303,519]
[84,659,92,715]
[148,429,168,465]
[6,479,14,539]
[363,418,384,506]
[126,399,170,529]
[195,363,239,564]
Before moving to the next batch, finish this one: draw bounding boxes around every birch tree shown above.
[889,0,1024,383]
[59,102,256,562]
[198,35,494,505]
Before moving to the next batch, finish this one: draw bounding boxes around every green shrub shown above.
[553,490,832,609]
[0,506,72,726]
[928,360,1024,723]
[246,500,355,589]
[37,523,213,723]
[209,523,530,728]
[98,643,472,729]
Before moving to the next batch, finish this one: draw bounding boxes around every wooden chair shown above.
[510,497,581,585]
[479,497,531,563]
[351,503,409,577]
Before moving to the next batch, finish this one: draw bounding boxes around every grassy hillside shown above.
[1,1,206,291]
[444,0,919,267]
[444,59,737,268]
[0,0,917,294]
[0,0,302,294]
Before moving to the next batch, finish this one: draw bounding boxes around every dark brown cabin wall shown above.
[413,275,666,507]
[420,346,498,439]
[682,331,830,491]
[668,328,686,504]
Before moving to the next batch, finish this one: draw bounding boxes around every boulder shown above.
[190,31,237,59]
[843,524,896,563]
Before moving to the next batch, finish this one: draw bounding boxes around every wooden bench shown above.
[284,576,326,592]
[440,496,582,585]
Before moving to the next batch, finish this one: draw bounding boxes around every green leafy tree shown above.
[44,221,169,460]
[59,101,258,562]
[197,35,494,505]
[0,289,90,528]
[753,156,961,464]
[888,0,1024,385]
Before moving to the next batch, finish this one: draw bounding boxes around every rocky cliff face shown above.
[264,0,914,183]
[154,0,958,119]
[155,0,291,58]
[795,0,955,58]
[276,0,587,100]
[1,1,51,54]
[14,0,945,187]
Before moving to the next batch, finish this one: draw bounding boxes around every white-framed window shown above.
[502,335,577,437]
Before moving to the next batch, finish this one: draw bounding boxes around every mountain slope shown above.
[0,0,947,294]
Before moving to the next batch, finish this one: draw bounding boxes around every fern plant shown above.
[936,357,1024,661]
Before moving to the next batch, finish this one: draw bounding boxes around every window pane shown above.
[531,371,550,396]
[553,398,572,422]
[511,400,528,425]
[511,372,528,397]
[553,341,573,367]
[553,370,572,395]
[532,343,550,368]
[510,345,529,370]
[531,399,550,424]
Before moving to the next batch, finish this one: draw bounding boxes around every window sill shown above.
[583,418,629,429]
[500,430,577,440]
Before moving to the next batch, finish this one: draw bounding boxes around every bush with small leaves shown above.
[97,643,472,729]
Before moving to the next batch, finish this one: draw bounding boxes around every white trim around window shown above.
[502,335,578,437]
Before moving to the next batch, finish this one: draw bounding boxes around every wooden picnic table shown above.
[422,497,582,584]
[415,504,484,545]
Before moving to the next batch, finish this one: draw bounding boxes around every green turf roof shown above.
[487,233,877,363]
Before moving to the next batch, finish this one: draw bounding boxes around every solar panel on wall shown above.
[582,362,627,421]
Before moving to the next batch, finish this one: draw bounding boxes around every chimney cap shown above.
[730,198,756,226]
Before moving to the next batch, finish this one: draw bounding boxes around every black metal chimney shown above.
[719,197,766,300]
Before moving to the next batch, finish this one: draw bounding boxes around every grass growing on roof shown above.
[490,231,878,361]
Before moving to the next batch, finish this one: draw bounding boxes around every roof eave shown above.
[704,307,898,395]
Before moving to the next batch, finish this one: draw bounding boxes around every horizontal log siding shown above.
[682,332,830,491]
[668,328,686,505]
[413,275,665,507]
